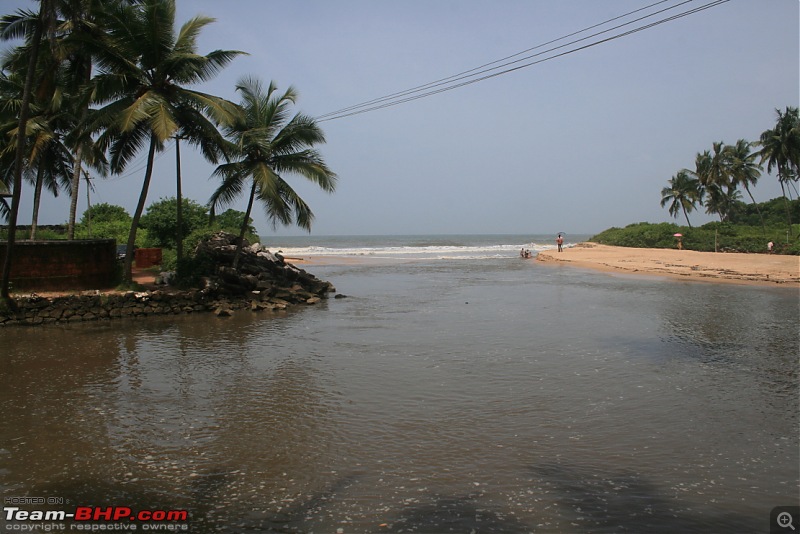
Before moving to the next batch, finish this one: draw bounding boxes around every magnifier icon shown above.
[778,512,796,531]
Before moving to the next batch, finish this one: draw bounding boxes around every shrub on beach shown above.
[591,222,680,249]
[591,222,800,254]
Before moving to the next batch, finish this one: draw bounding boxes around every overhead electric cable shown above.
[105,139,176,182]
[317,0,678,120]
[317,0,729,122]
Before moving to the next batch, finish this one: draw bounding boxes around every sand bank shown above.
[536,243,800,287]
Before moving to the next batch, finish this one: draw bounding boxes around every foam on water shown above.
[272,240,571,260]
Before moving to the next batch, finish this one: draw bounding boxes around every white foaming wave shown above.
[272,242,562,259]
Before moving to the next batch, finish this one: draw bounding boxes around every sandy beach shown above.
[537,243,800,287]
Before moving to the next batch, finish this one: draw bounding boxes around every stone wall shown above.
[0,239,117,291]
[0,285,325,327]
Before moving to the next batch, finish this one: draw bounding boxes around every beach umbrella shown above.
[673,233,683,237]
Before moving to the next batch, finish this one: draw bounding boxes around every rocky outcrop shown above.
[194,232,334,298]
[0,232,336,327]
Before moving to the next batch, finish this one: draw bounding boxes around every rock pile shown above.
[194,232,335,304]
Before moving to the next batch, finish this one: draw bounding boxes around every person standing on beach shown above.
[768,241,774,253]
[556,234,564,252]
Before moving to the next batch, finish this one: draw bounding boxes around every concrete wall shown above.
[0,239,117,291]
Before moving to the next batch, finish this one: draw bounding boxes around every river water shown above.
[1,235,798,533]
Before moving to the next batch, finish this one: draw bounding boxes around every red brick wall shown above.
[134,248,162,269]
[0,239,117,291]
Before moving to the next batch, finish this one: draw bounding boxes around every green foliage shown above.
[27,228,67,240]
[730,197,800,226]
[75,220,149,247]
[80,203,130,225]
[591,220,800,255]
[592,222,682,249]
[214,208,257,236]
[182,226,220,255]
[209,77,336,239]
[606,197,800,253]
[180,224,258,254]
[159,248,177,271]
[139,197,210,249]
[67,201,258,254]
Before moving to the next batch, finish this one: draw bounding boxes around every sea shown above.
[1,234,798,533]
[265,234,571,261]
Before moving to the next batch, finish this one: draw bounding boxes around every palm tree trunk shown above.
[233,180,258,269]
[66,145,84,239]
[779,176,793,237]
[175,136,183,273]
[1,6,45,301]
[66,58,92,240]
[743,183,766,235]
[123,135,158,283]
[682,206,692,228]
[85,170,92,235]
[30,165,45,240]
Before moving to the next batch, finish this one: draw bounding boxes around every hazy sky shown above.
[5,0,799,236]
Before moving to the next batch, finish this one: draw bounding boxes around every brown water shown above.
[1,257,798,533]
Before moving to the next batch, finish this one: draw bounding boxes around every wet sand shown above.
[536,243,800,287]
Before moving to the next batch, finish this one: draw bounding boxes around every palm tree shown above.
[89,0,243,282]
[757,106,800,234]
[209,77,337,268]
[0,0,111,241]
[172,104,233,272]
[0,71,30,223]
[726,139,764,232]
[660,170,701,228]
[688,143,741,223]
[57,0,110,240]
[706,141,732,190]
[25,115,74,239]
[2,2,109,240]
[703,183,742,222]
[0,0,57,301]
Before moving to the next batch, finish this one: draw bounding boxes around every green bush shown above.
[81,203,131,225]
[591,222,681,249]
[27,228,67,240]
[140,197,210,249]
[213,208,258,236]
[591,221,800,254]
[75,220,149,247]
[159,248,177,271]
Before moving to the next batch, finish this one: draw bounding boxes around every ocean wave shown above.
[271,242,566,259]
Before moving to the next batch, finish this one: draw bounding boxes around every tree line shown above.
[660,106,800,233]
[0,0,337,301]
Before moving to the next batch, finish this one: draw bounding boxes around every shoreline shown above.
[536,243,800,287]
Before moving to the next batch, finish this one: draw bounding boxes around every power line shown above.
[317,0,729,122]
[316,0,679,120]
[105,138,176,182]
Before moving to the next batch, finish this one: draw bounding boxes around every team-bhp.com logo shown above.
[4,505,189,531]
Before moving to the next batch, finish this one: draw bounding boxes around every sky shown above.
[4,0,799,237]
